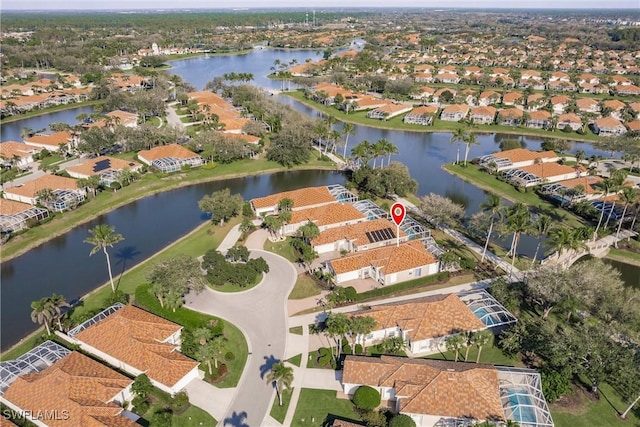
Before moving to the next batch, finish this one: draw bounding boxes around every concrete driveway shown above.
[184,249,297,427]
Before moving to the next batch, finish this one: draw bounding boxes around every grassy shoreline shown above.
[0,100,105,124]
[282,90,611,144]
[606,248,640,267]
[1,159,336,262]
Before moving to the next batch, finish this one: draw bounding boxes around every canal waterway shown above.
[2,47,638,350]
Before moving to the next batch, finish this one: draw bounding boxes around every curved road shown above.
[184,249,297,427]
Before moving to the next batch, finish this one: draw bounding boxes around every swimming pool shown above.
[506,389,537,424]
[471,306,499,327]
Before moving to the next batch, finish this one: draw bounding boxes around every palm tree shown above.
[48,293,71,331]
[462,132,479,166]
[342,122,355,159]
[266,362,294,406]
[351,140,374,166]
[449,127,465,164]
[548,227,573,259]
[377,138,398,167]
[575,149,586,165]
[195,340,219,376]
[480,193,502,263]
[371,140,385,169]
[531,214,552,267]
[471,330,492,363]
[445,334,466,362]
[615,188,639,245]
[31,298,54,335]
[594,178,615,239]
[505,203,531,269]
[84,224,125,292]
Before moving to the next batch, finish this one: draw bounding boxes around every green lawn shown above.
[425,335,522,367]
[607,248,640,266]
[135,283,248,388]
[264,237,298,263]
[270,387,294,424]
[286,353,302,367]
[289,274,322,300]
[444,163,587,228]
[291,388,361,427]
[38,153,65,168]
[289,326,303,335]
[174,405,217,427]
[2,156,334,261]
[551,382,640,427]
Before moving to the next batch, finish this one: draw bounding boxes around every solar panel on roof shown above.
[366,227,396,243]
[92,159,112,173]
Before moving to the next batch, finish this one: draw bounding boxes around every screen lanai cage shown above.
[0,341,71,394]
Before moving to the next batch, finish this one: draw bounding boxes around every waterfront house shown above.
[348,290,516,355]
[367,103,413,120]
[556,113,582,131]
[3,174,85,211]
[251,185,340,216]
[1,343,137,427]
[478,148,559,172]
[526,110,552,129]
[593,117,627,137]
[0,199,49,233]
[64,304,200,396]
[403,106,438,126]
[311,218,408,254]
[283,202,366,235]
[66,156,143,186]
[23,131,72,152]
[440,104,468,122]
[138,143,204,173]
[342,356,554,427]
[0,141,40,167]
[326,240,439,286]
[540,175,604,204]
[503,163,588,187]
[469,106,496,125]
[497,108,524,126]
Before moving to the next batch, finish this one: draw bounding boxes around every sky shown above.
[1,0,639,9]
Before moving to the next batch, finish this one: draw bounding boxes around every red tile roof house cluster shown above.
[250,185,339,216]
[0,341,139,427]
[347,291,516,356]
[137,143,204,173]
[342,355,554,427]
[66,156,143,187]
[59,304,201,396]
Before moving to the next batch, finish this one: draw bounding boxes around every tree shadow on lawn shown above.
[114,245,142,283]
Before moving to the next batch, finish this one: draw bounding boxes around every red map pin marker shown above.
[390,202,406,226]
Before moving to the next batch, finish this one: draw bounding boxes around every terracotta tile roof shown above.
[559,175,603,194]
[75,305,198,389]
[105,110,138,125]
[576,98,599,109]
[528,110,551,120]
[602,99,626,110]
[0,417,19,427]
[222,133,261,144]
[312,218,405,246]
[3,352,136,427]
[5,174,79,198]
[138,143,200,162]
[493,149,558,163]
[434,88,456,98]
[502,92,522,103]
[470,106,496,117]
[498,108,523,118]
[291,202,365,227]
[330,240,437,275]
[350,293,485,341]
[479,90,500,100]
[0,198,39,215]
[520,162,584,179]
[595,116,625,129]
[557,113,582,124]
[629,102,640,113]
[627,120,640,131]
[441,104,468,115]
[0,141,39,160]
[66,156,142,177]
[251,186,336,211]
[343,356,504,421]
[373,103,412,114]
[527,93,546,104]
[408,106,438,115]
[23,131,71,148]
[550,95,570,105]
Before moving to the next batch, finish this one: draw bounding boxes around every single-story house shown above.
[593,117,627,137]
[478,148,559,172]
[326,240,439,286]
[469,106,496,125]
[502,92,523,106]
[138,143,204,173]
[526,93,547,111]
[403,106,438,126]
[504,163,588,187]
[23,131,72,152]
[497,108,524,126]
[283,202,366,235]
[540,175,604,204]
[1,342,137,427]
[478,90,501,106]
[526,110,552,129]
[576,98,600,114]
[367,103,413,120]
[62,304,201,396]
[251,186,339,216]
[342,355,554,427]
[556,113,582,131]
[106,110,138,127]
[66,156,143,186]
[439,104,468,122]
[0,141,40,167]
[0,199,49,233]
[3,174,85,211]
[550,95,570,115]
[311,218,408,254]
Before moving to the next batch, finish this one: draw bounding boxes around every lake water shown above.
[1,48,636,349]
[1,106,95,142]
